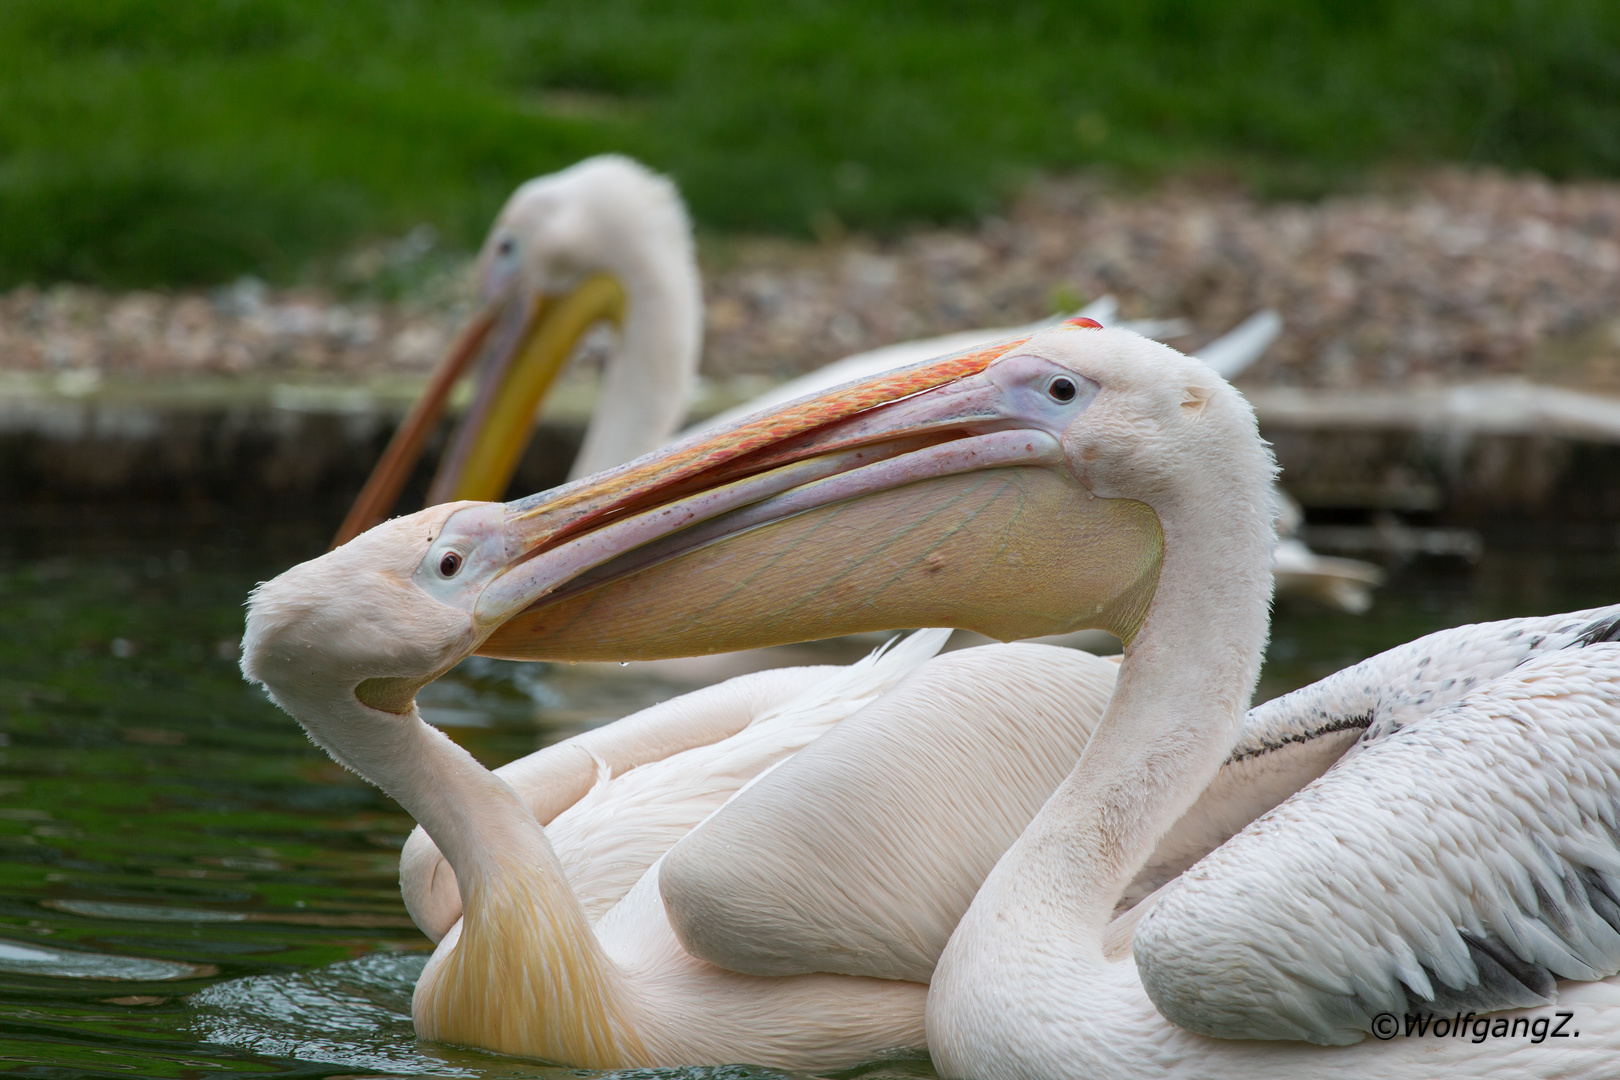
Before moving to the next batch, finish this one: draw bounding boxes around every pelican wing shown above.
[1193,309,1281,380]
[1133,608,1620,1045]
[1127,607,1620,909]
[659,643,1118,983]
[547,629,951,923]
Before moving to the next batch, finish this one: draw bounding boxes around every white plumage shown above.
[540,627,952,923]
[656,608,1620,1009]
[1127,609,1620,910]
[1136,611,1620,1046]
[660,642,1120,982]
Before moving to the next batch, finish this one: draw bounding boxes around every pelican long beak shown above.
[330,274,627,548]
[330,305,498,547]
[461,325,1164,661]
[428,273,626,504]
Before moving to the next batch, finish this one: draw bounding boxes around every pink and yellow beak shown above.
[332,273,627,548]
[459,325,1164,663]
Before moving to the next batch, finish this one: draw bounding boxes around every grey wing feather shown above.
[1134,612,1620,1046]
[1125,605,1620,909]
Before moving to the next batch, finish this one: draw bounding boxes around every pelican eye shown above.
[496,237,516,257]
[438,551,463,577]
[1048,376,1078,403]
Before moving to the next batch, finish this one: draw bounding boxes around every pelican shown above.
[242,515,939,1069]
[332,156,702,544]
[272,321,1620,1075]
[336,158,1370,621]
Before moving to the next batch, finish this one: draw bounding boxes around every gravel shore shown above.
[4,170,1619,394]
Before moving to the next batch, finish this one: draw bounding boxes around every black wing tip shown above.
[1399,933,1557,1021]
[1574,614,1620,647]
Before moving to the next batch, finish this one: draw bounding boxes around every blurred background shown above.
[5,2,1620,1077]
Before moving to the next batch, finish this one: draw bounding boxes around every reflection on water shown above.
[189,953,435,1076]
[0,937,208,982]
[2,505,1617,1078]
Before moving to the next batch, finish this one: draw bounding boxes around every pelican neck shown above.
[1004,435,1274,938]
[315,699,648,1064]
[570,240,702,479]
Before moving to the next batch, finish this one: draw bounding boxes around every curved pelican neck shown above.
[570,239,703,480]
[375,714,552,887]
[277,682,588,912]
[275,681,647,1064]
[1002,436,1274,938]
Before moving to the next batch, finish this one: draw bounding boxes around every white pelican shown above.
[359,322,1620,1075]
[243,515,942,1069]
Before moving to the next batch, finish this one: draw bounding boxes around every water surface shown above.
[2,505,1616,1078]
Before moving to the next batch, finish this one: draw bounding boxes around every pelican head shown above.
[473,320,1266,662]
[243,501,509,721]
[253,323,1265,725]
[477,154,693,314]
[434,155,700,502]
[331,156,700,547]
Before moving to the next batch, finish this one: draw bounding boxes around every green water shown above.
[2,505,1617,1078]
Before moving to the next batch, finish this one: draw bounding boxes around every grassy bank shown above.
[2,0,1618,287]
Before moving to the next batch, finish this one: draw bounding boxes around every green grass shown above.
[3,0,1620,287]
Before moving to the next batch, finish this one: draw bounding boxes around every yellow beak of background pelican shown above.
[331,273,627,547]
[430,273,626,504]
